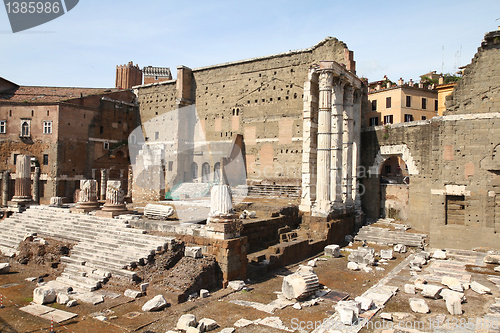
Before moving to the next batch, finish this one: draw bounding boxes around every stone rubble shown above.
[33,286,56,305]
[142,294,168,312]
[441,276,463,292]
[394,244,407,253]
[281,267,320,300]
[227,280,246,291]
[324,244,341,258]
[56,293,70,305]
[348,247,375,266]
[0,263,10,274]
[471,281,492,295]
[198,318,218,332]
[185,247,203,259]
[380,249,394,260]
[177,314,197,330]
[199,289,210,298]
[432,250,447,260]
[484,254,500,265]
[124,289,142,299]
[409,298,430,313]
[347,262,360,271]
[421,284,443,299]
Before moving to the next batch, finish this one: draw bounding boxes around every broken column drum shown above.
[74,180,99,212]
[100,169,108,200]
[12,155,32,203]
[207,184,242,240]
[300,62,363,217]
[97,180,129,217]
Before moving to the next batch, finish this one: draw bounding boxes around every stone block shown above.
[124,289,142,299]
[409,298,429,314]
[441,276,463,292]
[282,271,319,300]
[354,296,374,311]
[0,263,10,274]
[198,318,218,332]
[380,312,393,321]
[380,249,394,260]
[440,289,465,303]
[335,300,361,325]
[404,284,416,294]
[142,295,168,312]
[484,254,500,264]
[185,247,202,259]
[220,329,235,333]
[445,294,463,315]
[347,262,359,271]
[325,244,341,258]
[432,250,447,260]
[471,281,492,294]
[186,327,201,333]
[33,286,56,305]
[66,300,77,307]
[177,314,197,330]
[394,244,407,253]
[348,248,375,266]
[56,293,69,305]
[199,289,209,298]
[422,284,443,299]
[140,283,149,293]
[227,280,246,291]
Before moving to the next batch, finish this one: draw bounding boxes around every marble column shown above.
[330,79,344,208]
[299,69,319,213]
[32,167,40,203]
[100,169,108,201]
[72,179,99,213]
[12,155,32,203]
[314,71,333,214]
[127,165,133,198]
[96,180,129,217]
[351,90,362,209]
[2,171,9,206]
[342,86,354,206]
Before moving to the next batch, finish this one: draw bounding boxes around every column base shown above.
[7,200,32,212]
[95,204,129,217]
[206,214,242,240]
[70,202,100,214]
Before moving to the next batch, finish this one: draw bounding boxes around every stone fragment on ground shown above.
[354,296,374,311]
[56,293,69,305]
[484,254,500,264]
[348,247,375,266]
[186,327,200,333]
[432,250,447,260]
[33,286,56,305]
[324,244,341,258]
[0,263,10,274]
[394,244,407,253]
[281,268,319,300]
[66,300,77,307]
[335,300,360,325]
[140,283,149,293]
[228,280,246,291]
[347,262,360,271]
[440,289,466,303]
[199,289,209,298]
[177,314,197,330]
[380,312,393,321]
[234,318,253,327]
[380,249,394,260]
[77,293,104,305]
[441,276,463,292]
[422,284,443,299]
[404,284,416,294]
[198,318,218,332]
[409,298,430,313]
[142,294,168,312]
[219,328,235,333]
[445,293,463,315]
[124,289,142,299]
[471,281,492,294]
[185,246,202,259]
[258,317,293,332]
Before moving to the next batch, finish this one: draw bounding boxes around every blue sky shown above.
[1,0,499,87]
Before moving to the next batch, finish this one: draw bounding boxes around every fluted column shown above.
[32,167,40,203]
[352,90,362,209]
[96,180,129,217]
[330,79,344,208]
[72,179,99,213]
[100,169,108,200]
[314,71,333,214]
[342,86,354,206]
[12,155,32,203]
[2,171,10,206]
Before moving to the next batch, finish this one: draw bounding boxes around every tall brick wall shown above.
[360,31,500,249]
[135,38,354,186]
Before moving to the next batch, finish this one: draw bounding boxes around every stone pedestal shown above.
[8,155,32,211]
[96,180,129,217]
[71,180,100,213]
[206,184,241,240]
[49,197,64,207]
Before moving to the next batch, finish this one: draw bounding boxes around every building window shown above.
[20,119,30,137]
[422,98,427,110]
[445,195,466,225]
[404,114,414,122]
[369,117,379,126]
[386,97,391,108]
[103,142,109,150]
[43,121,52,134]
[43,154,49,165]
[0,120,6,134]
[168,161,173,172]
[371,100,377,111]
[422,116,427,120]
[384,115,393,124]
[99,126,104,134]
[406,96,411,107]
[434,100,438,111]
[155,131,159,140]
[385,165,391,174]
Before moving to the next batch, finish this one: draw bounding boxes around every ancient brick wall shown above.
[135,38,354,186]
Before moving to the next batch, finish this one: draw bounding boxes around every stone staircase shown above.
[354,218,427,248]
[247,184,300,197]
[0,205,175,292]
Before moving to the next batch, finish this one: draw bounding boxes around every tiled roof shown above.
[0,85,122,103]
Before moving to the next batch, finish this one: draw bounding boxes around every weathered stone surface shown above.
[0,263,10,274]
[380,249,394,260]
[144,203,174,220]
[33,286,56,305]
[445,294,463,315]
[354,296,374,311]
[56,293,69,305]
[347,262,360,271]
[325,244,341,258]
[198,318,218,332]
[495,266,500,272]
[176,314,197,330]
[409,298,429,314]
[186,327,201,333]
[234,319,253,327]
[220,328,235,333]
[282,271,319,300]
[140,283,149,293]
[470,281,492,294]
[348,248,375,266]
[404,284,416,294]
[441,276,463,292]
[49,197,63,207]
[432,250,447,260]
[422,284,443,299]
[142,295,168,312]
[124,289,142,299]
[484,255,500,265]
[228,280,246,291]
[66,300,77,307]
[335,300,360,325]
[199,289,209,298]
[394,244,407,253]
[440,289,466,303]
[185,247,202,259]
[380,312,393,321]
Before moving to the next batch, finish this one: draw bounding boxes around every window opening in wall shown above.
[103,142,110,150]
[43,154,49,165]
[434,100,438,111]
[9,110,12,117]
[422,116,427,120]
[100,126,104,134]
[445,195,466,225]
[406,96,411,107]
[385,165,391,174]
[21,120,30,137]
[43,121,52,134]
[371,100,377,111]
[384,115,393,124]
[404,114,414,122]
[168,161,173,171]
[386,97,391,108]
[422,98,427,109]
[31,110,34,116]
[155,131,159,140]
[369,117,379,126]
[47,110,49,116]
[0,120,6,134]
[13,154,18,165]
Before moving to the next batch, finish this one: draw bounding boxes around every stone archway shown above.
[201,163,210,183]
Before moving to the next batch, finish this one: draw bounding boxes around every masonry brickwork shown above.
[360,30,500,249]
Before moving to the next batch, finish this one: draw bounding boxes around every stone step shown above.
[63,263,110,280]
[70,251,135,269]
[55,276,98,292]
[72,242,154,261]
[83,261,137,281]
[60,272,104,286]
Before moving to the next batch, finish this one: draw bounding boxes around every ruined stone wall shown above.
[136,38,353,186]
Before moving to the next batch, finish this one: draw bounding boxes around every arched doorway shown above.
[379,156,409,220]
[213,162,220,183]
[201,163,210,183]
[191,162,198,182]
